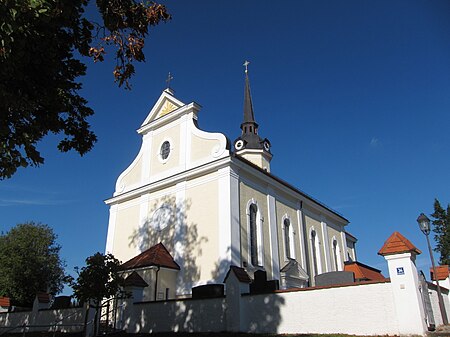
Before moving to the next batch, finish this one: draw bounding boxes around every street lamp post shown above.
[417,213,448,325]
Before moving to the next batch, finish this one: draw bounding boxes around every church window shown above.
[332,238,342,271]
[160,141,171,160]
[283,217,296,260]
[246,199,264,268]
[311,229,318,277]
[249,203,258,266]
[284,219,291,259]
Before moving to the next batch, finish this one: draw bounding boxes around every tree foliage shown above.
[0,222,66,306]
[71,252,123,305]
[70,252,123,336]
[0,0,171,179]
[431,198,450,265]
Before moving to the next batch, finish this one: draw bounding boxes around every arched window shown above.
[311,229,318,277]
[284,218,291,259]
[249,203,258,266]
[332,238,342,271]
[333,239,338,271]
[282,217,296,260]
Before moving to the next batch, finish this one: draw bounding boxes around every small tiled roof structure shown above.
[378,231,422,256]
[0,297,10,307]
[224,266,252,283]
[344,261,386,281]
[430,265,449,281]
[124,271,149,287]
[36,292,51,303]
[121,242,180,271]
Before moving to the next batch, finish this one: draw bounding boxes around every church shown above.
[104,64,358,301]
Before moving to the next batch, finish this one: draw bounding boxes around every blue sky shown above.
[1,1,450,291]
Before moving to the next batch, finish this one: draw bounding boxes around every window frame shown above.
[246,199,264,268]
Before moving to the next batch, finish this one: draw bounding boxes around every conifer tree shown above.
[431,198,450,265]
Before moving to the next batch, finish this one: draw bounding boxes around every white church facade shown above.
[104,67,357,301]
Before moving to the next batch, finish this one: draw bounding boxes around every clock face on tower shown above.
[263,141,270,152]
[235,139,244,150]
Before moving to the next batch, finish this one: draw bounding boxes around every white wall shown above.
[428,284,450,326]
[240,282,398,335]
[120,280,404,336]
[122,297,226,333]
[0,307,86,333]
[0,278,433,336]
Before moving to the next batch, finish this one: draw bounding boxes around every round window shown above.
[160,141,170,160]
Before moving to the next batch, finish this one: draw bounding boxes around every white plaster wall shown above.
[123,298,225,333]
[428,285,450,326]
[241,282,399,336]
[0,311,31,330]
[0,307,85,333]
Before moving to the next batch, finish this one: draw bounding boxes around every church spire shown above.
[243,61,256,125]
[234,61,272,172]
[239,61,261,146]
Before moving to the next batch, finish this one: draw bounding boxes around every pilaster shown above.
[267,189,280,281]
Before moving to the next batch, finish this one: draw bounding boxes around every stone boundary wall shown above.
[117,281,398,335]
[427,282,450,327]
[0,307,89,334]
[1,278,448,337]
[121,297,226,333]
[240,281,397,335]
[2,248,450,337]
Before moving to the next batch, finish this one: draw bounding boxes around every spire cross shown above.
[165,72,174,89]
[243,60,250,74]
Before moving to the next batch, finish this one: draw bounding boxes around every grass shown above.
[1,332,400,337]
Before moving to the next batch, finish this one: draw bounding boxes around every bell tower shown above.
[233,61,272,172]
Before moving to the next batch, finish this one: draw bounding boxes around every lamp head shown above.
[417,213,431,235]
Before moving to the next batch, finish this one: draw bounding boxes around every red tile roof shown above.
[121,242,180,270]
[124,271,149,287]
[36,292,51,303]
[430,265,449,281]
[0,297,10,307]
[378,231,421,256]
[344,261,386,281]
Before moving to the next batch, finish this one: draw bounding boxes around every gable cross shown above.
[166,72,174,89]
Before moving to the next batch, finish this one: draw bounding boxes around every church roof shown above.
[243,72,256,125]
[378,231,421,256]
[124,271,149,287]
[344,261,385,281]
[345,231,358,242]
[232,154,348,222]
[235,62,269,152]
[121,242,180,271]
[430,265,449,281]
